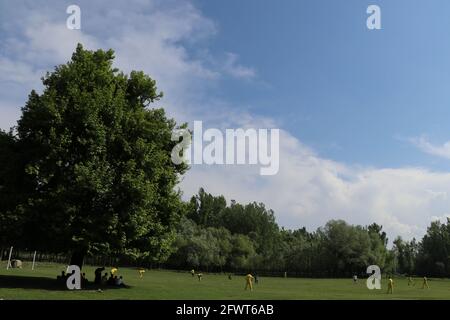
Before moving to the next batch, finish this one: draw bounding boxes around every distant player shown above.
[421,276,429,289]
[228,274,232,280]
[408,276,414,286]
[245,273,254,291]
[191,269,195,277]
[254,274,259,284]
[197,273,203,281]
[387,277,394,294]
[138,268,145,279]
[353,275,358,284]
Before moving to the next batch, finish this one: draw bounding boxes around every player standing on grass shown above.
[245,273,254,291]
[387,276,394,294]
[422,276,429,289]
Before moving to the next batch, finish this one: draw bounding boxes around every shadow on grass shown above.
[0,275,132,291]
[0,274,64,291]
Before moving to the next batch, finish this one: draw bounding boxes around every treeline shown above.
[393,220,450,277]
[164,188,450,278]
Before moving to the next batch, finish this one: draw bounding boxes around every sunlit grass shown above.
[0,261,448,300]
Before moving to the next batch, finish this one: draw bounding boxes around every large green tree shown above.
[9,44,188,268]
[416,219,450,276]
[0,130,28,250]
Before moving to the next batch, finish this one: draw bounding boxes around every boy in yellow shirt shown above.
[245,273,254,291]
[387,277,394,294]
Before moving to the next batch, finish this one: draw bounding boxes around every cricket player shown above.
[387,277,394,294]
[111,267,118,275]
[245,273,254,291]
[197,273,203,281]
[422,276,429,289]
[191,269,195,277]
[408,276,414,286]
[138,268,145,278]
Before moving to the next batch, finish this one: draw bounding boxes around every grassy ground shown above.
[0,261,449,300]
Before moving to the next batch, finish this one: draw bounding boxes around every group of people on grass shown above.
[190,269,259,291]
[189,268,431,294]
[352,273,430,294]
[386,276,428,294]
[94,267,126,287]
[56,270,89,286]
[56,266,126,288]
[385,275,430,294]
[56,264,432,294]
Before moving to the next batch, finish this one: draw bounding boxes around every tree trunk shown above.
[70,248,87,269]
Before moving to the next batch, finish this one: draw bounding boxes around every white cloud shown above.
[181,126,450,242]
[430,214,450,224]
[222,52,256,79]
[0,0,223,128]
[411,136,450,160]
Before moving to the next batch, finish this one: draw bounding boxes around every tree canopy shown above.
[1,44,188,267]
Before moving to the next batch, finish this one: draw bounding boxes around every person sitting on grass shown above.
[115,276,125,287]
[81,272,89,286]
[56,271,66,281]
[101,272,108,285]
[57,271,67,283]
[94,267,105,285]
[107,273,115,286]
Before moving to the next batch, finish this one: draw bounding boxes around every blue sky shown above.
[194,0,450,169]
[2,0,450,241]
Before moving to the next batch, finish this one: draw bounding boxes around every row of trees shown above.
[165,189,390,276]
[165,188,450,277]
[393,220,450,277]
[0,44,449,277]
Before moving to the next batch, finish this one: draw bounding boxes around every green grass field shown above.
[0,261,449,300]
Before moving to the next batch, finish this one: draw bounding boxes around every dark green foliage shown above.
[415,219,450,277]
[0,44,188,267]
[168,189,394,276]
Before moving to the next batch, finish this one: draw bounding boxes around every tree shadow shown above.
[0,274,64,291]
[0,275,132,291]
